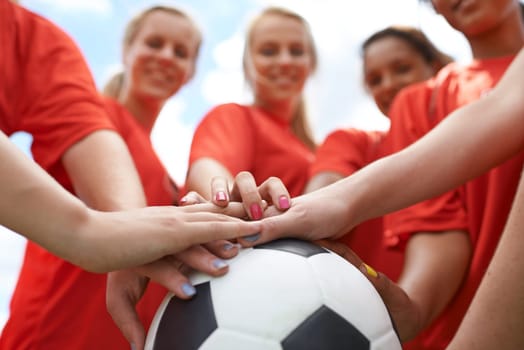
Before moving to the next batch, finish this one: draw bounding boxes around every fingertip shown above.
[221,242,240,258]
[179,193,198,206]
[359,263,378,278]
[180,283,197,298]
[213,191,229,207]
[249,203,263,220]
[278,195,290,210]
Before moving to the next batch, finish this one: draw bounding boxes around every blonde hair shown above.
[102,6,201,98]
[242,7,317,151]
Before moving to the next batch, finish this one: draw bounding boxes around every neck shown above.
[119,95,162,134]
[254,97,299,123]
[468,13,524,59]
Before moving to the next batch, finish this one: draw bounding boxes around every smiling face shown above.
[122,9,200,102]
[431,0,518,37]
[363,36,436,115]
[245,12,315,107]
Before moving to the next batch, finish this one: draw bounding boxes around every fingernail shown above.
[278,195,290,209]
[179,196,188,204]
[130,343,137,350]
[223,242,235,251]
[182,283,196,297]
[250,203,263,220]
[360,263,378,278]
[215,191,227,202]
[213,259,228,270]
[243,232,260,242]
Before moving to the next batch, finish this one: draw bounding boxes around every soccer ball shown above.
[145,238,401,350]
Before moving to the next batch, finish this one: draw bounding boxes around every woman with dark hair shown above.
[305,25,452,281]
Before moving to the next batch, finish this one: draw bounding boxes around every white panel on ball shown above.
[212,249,323,341]
[199,328,281,350]
[307,252,399,346]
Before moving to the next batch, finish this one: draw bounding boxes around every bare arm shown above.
[341,48,524,226]
[304,171,344,193]
[398,230,471,340]
[0,131,92,256]
[447,170,524,350]
[62,130,146,210]
[256,49,524,244]
[0,132,262,272]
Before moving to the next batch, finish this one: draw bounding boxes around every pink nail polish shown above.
[250,203,263,220]
[278,195,290,209]
[215,191,227,202]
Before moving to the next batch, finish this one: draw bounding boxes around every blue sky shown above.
[1,0,473,330]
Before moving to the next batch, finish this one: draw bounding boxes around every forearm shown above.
[304,172,344,193]
[62,130,146,210]
[0,132,92,255]
[448,174,524,349]
[398,230,471,339]
[339,79,524,226]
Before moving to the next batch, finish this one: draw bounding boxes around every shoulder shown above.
[205,103,248,117]
[198,103,252,128]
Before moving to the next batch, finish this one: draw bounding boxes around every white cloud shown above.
[201,34,249,105]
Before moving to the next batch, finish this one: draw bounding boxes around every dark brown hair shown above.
[362,25,453,72]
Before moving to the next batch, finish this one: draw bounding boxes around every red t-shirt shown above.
[382,55,522,350]
[0,97,176,349]
[311,128,403,281]
[0,0,114,163]
[189,103,314,197]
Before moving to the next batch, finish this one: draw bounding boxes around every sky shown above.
[0,0,473,330]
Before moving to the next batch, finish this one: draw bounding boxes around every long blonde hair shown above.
[242,7,317,151]
[102,6,202,98]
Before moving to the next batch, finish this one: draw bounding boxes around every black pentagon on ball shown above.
[254,238,328,257]
[282,305,370,350]
[153,282,216,350]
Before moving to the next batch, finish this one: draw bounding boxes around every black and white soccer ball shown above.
[145,238,401,350]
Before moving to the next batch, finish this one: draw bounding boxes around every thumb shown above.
[238,212,300,246]
[106,272,147,350]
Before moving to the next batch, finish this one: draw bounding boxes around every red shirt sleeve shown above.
[311,129,385,178]
[189,103,256,176]
[1,2,115,172]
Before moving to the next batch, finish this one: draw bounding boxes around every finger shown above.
[183,220,262,248]
[106,270,148,350]
[134,259,197,300]
[179,191,207,206]
[176,245,230,277]
[356,265,416,341]
[258,176,291,210]
[211,176,230,207]
[203,239,240,259]
[238,208,307,246]
[177,202,248,218]
[231,171,264,220]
